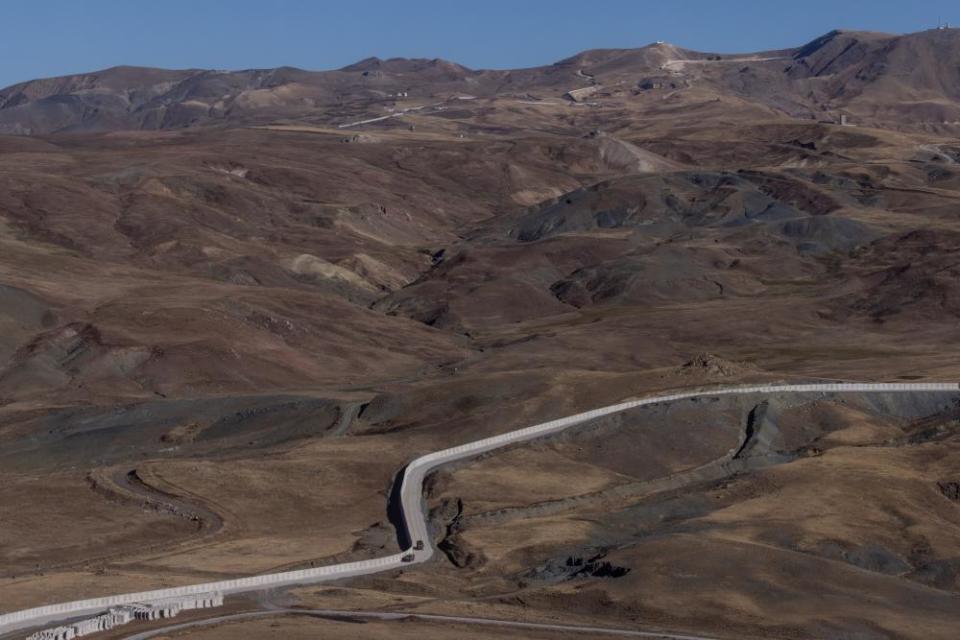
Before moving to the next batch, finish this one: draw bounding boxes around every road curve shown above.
[118,608,717,640]
[2,382,957,636]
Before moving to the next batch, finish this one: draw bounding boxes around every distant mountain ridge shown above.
[1,27,958,134]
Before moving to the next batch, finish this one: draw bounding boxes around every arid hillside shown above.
[2,26,960,640]
[3,29,960,135]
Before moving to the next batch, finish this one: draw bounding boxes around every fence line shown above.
[3,382,956,635]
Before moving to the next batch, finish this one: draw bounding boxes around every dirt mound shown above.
[680,353,755,378]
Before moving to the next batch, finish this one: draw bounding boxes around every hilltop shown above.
[2,28,960,134]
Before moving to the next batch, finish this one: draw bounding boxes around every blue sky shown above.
[1,0,957,87]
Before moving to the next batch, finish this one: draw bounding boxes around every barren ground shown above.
[4,28,960,640]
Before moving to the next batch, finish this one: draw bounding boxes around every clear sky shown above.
[2,0,958,88]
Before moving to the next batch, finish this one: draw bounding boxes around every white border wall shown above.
[2,382,957,636]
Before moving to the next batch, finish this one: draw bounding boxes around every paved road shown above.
[2,381,957,637]
[337,102,441,129]
[119,608,716,640]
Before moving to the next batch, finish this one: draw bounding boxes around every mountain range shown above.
[2,28,960,134]
[4,25,960,640]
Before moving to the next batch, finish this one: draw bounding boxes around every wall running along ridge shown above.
[2,382,957,637]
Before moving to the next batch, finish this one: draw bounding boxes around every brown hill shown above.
[4,25,960,640]
[2,28,960,134]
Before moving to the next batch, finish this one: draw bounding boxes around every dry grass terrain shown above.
[124,614,630,640]
[3,26,960,640]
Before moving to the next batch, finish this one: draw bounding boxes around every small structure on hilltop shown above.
[817,113,854,127]
[680,353,755,378]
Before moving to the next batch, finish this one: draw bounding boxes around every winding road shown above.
[1,381,957,638]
